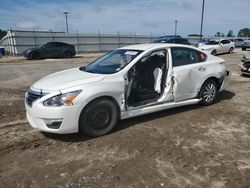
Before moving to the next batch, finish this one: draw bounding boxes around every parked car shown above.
[23,42,76,59]
[25,43,230,137]
[153,35,190,45]
[198,39,235,55]
[192,39,209,47]
[241,40,250,51]
[231,38,244,47]
[239,53,250,75]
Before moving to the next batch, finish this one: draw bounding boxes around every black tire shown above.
[211,49,217,56]
[79,99,119,137]
[229,47,233,54]
[29,52,40,60]
[242,47,246,51]
[63,51,72,58]
[199,79,218,106]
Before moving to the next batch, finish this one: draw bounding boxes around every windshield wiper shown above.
[80,66,99,73]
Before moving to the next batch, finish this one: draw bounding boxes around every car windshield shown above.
[206,40,219,45]
[83,49,143,74]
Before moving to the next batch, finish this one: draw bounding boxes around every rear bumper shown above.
[219,70,231,91]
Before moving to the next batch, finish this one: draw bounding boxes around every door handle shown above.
[198,67,206,71]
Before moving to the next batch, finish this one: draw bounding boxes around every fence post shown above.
[134,32,137,44]
[76,30,80,54]
[10,28,16,55]
[98,29,101,52]
[33,28,37,47]
[51,31,54,42]
[117,31,120,47]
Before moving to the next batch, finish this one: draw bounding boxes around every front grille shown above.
[26,88,46,107]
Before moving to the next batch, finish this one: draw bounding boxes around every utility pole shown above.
[200,0,205,40]
[174,20,178,36]
[63,12,69,33]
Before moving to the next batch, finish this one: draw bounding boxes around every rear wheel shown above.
[63,51,72,58]
[242,47,246,51]
[199,79,218,106]
[229,47,234,54]
[79,99,119,137]
[211,49,217,56]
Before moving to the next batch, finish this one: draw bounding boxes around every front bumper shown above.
[219,70,231,91]
[25,99,82,134]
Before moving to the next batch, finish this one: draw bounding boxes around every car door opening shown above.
[126,50,167,107]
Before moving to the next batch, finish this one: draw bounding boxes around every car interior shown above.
[126,50,167,107]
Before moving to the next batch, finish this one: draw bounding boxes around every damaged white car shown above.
[25,43,230,137]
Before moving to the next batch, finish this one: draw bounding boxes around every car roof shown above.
[119,43,195,51]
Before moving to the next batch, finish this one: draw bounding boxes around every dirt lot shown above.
[0,49,250,188]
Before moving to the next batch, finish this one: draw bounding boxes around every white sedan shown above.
[198,39,235,55]
[25,43,230,137]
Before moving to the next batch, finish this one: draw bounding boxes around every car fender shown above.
[70,78,125,118]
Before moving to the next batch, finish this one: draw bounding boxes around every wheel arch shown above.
[78,95,121,130]
[200,76,221,93]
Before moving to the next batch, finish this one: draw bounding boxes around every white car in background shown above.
[198,39,235,55]
[25,43,230,137]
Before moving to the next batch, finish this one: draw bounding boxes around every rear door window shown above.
[171,47,206,67]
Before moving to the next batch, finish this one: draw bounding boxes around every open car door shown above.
[124,48,174,110]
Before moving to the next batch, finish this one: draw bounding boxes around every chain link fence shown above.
[0,30,160,55]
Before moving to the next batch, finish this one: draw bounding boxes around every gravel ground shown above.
[0,49,249,188]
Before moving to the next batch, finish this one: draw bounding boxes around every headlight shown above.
[205,48,213,51]
[43,90,82,107]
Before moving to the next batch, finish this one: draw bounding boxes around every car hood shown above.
[32,68,105,91]
[199,45,218,50]
[24,47,40,53]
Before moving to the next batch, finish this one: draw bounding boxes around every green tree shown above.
[238,28,250,37]
[0,29,7,40]
[215,32,221,37]
[221,33,225,37]
[226,30,234,37]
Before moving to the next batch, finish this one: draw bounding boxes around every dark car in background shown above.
[231,38,244,47]
[23,42,76,60]
[153,35,190,45]
[241,40,250,51]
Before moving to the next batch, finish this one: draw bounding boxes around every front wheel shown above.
[79,99,119,137]
[29,52,40,60]
[199,80,218,106]
[211,49,217,56]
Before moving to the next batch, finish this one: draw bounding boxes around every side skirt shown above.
[121,98,201,120]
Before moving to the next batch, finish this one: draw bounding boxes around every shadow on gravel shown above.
[215,90,235,103]
[43,90,235,142]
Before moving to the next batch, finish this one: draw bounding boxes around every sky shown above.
[0,0,249,37]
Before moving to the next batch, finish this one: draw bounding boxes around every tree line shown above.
[214,28,250,38]
[0,29,7,40]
